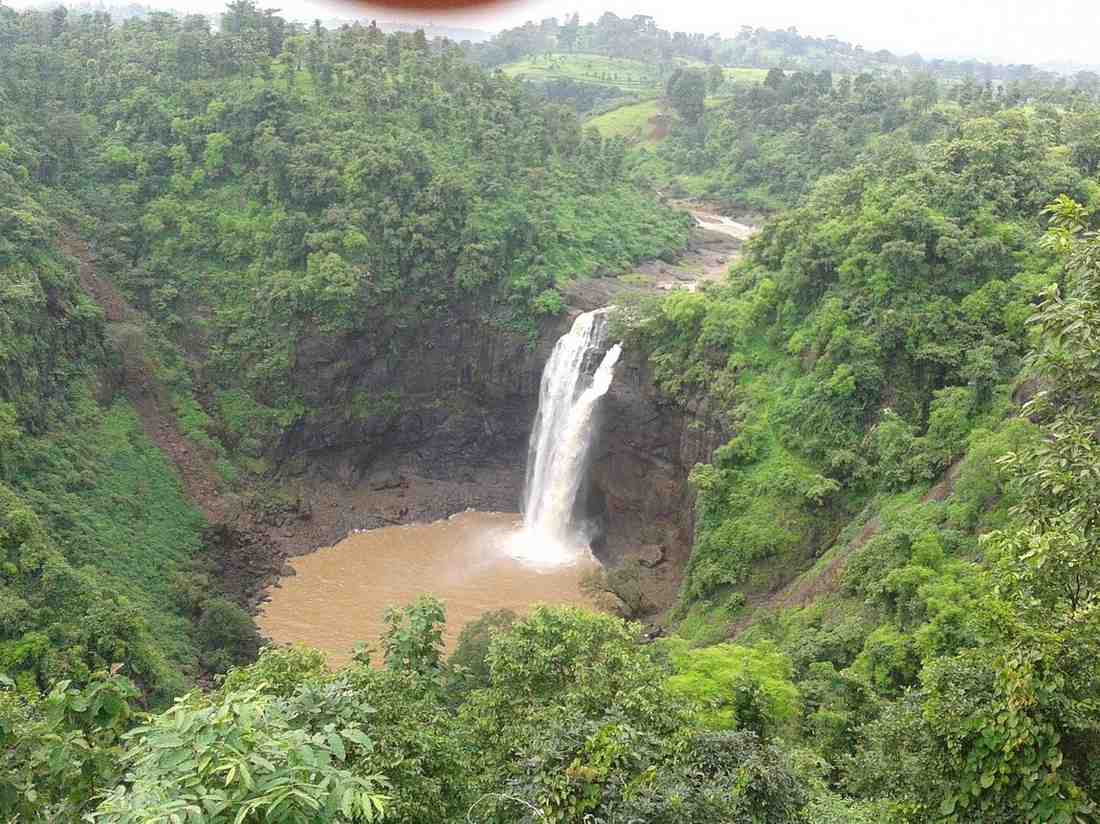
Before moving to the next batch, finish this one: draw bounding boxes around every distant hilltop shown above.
[21,0,494,41]
[1039,60,1100,77]
[368,19,492,43]
[310,14,493,43]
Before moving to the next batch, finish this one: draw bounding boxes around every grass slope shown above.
[11,391,204,670]
[587,99,666,142]
[501,52,665,93]
[722,67,769,83]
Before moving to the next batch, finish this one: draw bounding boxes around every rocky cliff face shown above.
[585,347,730,567]
[275,294,727,567]
[277,307,568,513]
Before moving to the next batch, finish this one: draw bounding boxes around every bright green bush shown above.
[664,640,800,737]
[91,687,389,823]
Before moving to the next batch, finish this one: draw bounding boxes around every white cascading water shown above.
[516,309,621,560]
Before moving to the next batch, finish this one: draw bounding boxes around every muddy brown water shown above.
[257,511,600,666]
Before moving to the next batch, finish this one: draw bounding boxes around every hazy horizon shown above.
[10,0,1100,68]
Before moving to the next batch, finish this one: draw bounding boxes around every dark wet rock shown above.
[273,284,728,572]
[278,305,569,492]
[367,469,405,491]
[201,522,287,613]
[634,544,667,568]
[585,346,731,567]
[562,278,649,312]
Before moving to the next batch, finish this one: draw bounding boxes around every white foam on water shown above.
[504,524,594,570]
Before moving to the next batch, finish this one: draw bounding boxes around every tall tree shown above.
[666,67,706,124]
[935,197,1100,822]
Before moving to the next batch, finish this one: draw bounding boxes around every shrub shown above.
[448,608,516,690]
[664,640,800,738]
[196,598,260,674]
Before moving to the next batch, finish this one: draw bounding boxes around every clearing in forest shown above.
[501,52,663,92]
[587,98,667,141]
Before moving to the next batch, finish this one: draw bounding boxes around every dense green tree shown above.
[706,62,724,94]
[664,640,801,737]
[447,607,516,690]
[927,198,1100,822]
[381,595,445,676]
[0,673,136,821]
[195,597,262,674]
[666,67,706,124]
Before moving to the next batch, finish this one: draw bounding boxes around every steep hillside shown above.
[0,1,690,699]
[616,66,1100,820]
[1,94,205,698]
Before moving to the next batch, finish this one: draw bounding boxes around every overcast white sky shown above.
[299,0,1096,66]
[19,0,1098,66]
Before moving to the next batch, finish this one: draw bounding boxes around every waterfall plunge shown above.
[516,309,621,561]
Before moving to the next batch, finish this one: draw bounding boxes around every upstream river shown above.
[257,511,599,665]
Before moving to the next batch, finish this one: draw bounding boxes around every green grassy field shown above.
[503,53,770,101]
[587,95,737,143]
[723,66,770,82]
[587,98,666,141]
[580,63,767,144]
[501,52,664,93]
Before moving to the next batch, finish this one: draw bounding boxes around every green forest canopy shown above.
[2,1,1100,821]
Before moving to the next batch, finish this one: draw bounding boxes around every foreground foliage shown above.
[2,604,854,822]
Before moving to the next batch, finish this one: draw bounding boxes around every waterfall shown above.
[521,308,621,550]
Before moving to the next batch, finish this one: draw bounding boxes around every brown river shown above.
[257,511,599,665]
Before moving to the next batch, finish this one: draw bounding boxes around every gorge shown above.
[253,208,747,642]
[7,7,1100,819]
[260,306,636,657]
